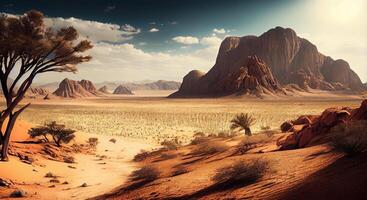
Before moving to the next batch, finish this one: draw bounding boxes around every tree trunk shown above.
[0,104,30,161]
[1,115,17,161]
[244,128,252,136]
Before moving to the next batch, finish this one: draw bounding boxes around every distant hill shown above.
[53,78,104,98]
[95,80,181,91]
[113,85,134,95]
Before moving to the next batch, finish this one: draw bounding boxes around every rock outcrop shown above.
[172,27,365,97]
[113,85,133,95]
[98,86,110,94]
[53,78,103,98]
[278,99,367,150]
[96,80,181,91]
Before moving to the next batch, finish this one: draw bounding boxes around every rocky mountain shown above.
[172,26,364,97]
[96,80,181,91]
[113,85,133,95]
[98,86,110,94]
[53,78,103,98]
[171,56,286,97]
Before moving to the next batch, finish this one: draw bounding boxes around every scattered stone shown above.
[68,165,76,169]
[44,172,56,178]
[63,156,75,163]
[109,138,117,143]
[10,190,27,197]
[0,178,11,187]
[49,179,60,183]
[49,185,55,188]
[81,183,88,187]
[62,181,69,185]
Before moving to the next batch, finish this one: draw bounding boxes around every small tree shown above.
[230,113,256,136]
[28,121,76,147]
[0,10,92,160]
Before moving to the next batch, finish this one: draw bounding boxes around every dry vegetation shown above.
[19,98,361,145]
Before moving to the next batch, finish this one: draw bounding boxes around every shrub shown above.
[133,149,166,162]
[236,134,274,154]
[190,136,210,145]
[212,159,269,186]
[191,141,229,156]
[109,138,117,143]
[130,166,160,182]
[260,125,271,131]
[330,120,367,156]
[161,138,180,150]
[230,113,256,136]
[87,137,99,147]
[28,121,76,147]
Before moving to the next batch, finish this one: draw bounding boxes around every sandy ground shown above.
[0,120,157,200]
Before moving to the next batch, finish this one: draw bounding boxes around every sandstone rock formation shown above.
[278,99,367,150]
[113,85,133,95]
[53,78,103,98]
[98,86,110,94]
[172,27,365,97]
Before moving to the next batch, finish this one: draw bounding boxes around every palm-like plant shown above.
[230,113,256,136]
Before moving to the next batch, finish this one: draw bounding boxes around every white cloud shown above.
[104,5,116,12]
[44,17,140,43]
[200,36,222,46]
[149,28,159,32]
[172,36,199,45]
[213,28,226,34]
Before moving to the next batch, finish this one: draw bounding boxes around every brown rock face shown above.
[173,27,364,97]
[279,99,367,150]
[113,85,133,95]
[53,78,103,98]
[170,56,285,97]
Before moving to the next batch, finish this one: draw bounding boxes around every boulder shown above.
[53,78,103,98]
[278,100,366,150]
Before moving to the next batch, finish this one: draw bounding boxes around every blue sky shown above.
[1,0,366,83]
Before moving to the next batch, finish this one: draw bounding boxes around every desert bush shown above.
[260,125,271,131]
[87,137,99,147]
[236,134,274,154]
[161,138,180,150]
[330,120,367,156]
[191,141,229,156]
[230,113,256,136]
[133,148,167,162]
[212,159,269,186]
[190,135,210,145]
[193,132,206,138]
[28,121,76,147]
[130,166,160,182]
[216,131,237,138]
[109,138,117,143]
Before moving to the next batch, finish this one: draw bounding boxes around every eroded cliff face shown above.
[53,78,103,98]
[172,26,364,97]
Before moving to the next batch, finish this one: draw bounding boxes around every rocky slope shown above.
[25,87,50,98]
[172,27,364,97]
[113,85,133,95]
[171,55,286,97]
[53,78,103,98]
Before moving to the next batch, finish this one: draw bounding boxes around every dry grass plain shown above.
[18,91,363,145]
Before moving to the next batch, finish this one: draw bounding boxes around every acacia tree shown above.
[0,10,93,161]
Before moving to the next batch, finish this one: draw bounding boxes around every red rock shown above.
[280,121,294,132]
[292,115,312,125]
[351,99,367,120]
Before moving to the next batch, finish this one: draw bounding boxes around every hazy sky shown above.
[1,0,366,83]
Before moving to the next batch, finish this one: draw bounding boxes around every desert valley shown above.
[1,1,367,200]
